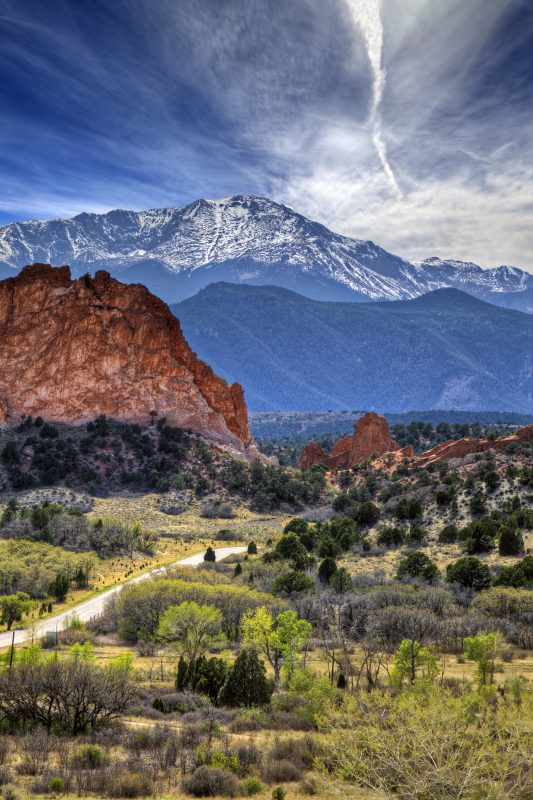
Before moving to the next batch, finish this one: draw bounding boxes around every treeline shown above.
[0,539,98,599]
[102,578,286,642]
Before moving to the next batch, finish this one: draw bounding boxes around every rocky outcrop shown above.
[413,425,533,468]
[349,412,397,464]
[296,443,328,469]
[0,264,259,456]
[297,412,405,470]
[297,410,533,473]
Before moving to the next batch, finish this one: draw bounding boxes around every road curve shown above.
[0,546,246,648]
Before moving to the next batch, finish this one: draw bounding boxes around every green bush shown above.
[438,524,458,544]
[242,778,263,795]
[446,557,491,590]
[47,777,65,793]
[71,743,107,769]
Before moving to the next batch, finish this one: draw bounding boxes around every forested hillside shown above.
[176,284,533,412]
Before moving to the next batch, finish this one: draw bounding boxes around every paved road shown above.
[0,546,246,648]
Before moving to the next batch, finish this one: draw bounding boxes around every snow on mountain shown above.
[1,195,532,311]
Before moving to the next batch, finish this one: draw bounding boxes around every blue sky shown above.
[1,0,532,269]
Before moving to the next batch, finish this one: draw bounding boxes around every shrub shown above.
[201,501,235,520]
[397,551,439,582]
[438,524,458,544]
[261,759,303,783]
[183,766,241,797]
[47,777,65,793]
[271,788,286,800]
[108,771,153,798]
[71,744,108,769]
[242,778,263,795]
[268,736,320,769]
[446,556,491,590]
[320,687,533,800]
[0,785,19,800]
[357,502,380,526]
[271,571,314,596]
[377,526,405,547]
[299,776,318,795]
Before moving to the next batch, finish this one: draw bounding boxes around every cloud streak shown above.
[346,0,401,198]
[0,0,532,270]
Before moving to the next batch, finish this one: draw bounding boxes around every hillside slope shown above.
[175,283,533,412]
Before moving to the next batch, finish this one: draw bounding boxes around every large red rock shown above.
[0,264,258,456]
[349,412,396,464]
[330,435,352,458]
[296,412,404,470]
[296,443,328,469]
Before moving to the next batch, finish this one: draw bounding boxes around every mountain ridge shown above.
[173,282,533,413]
[1,195,532,312]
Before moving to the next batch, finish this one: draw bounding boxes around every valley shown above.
[0,266,530,800]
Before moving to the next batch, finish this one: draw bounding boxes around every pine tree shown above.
[498,524,524,556]
[218,649,274,708]
[318,557,337,584]
[176,655,189,690]
[204,546,216,562]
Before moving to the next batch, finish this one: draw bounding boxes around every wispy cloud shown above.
[0,0,532,270]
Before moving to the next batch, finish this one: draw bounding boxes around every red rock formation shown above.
[297,412,405,470]
[331,435,352,458]
[0,264,258,455]
[349,412,396,464]
[296,443,328,469]
[414,425,533,468]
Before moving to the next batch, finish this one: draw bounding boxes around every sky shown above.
[0,0,532,270]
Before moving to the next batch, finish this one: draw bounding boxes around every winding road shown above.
[0,546,246,648]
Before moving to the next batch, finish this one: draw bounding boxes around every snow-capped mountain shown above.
[1,195,532,312]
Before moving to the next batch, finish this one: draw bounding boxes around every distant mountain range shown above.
[174,283,533,413]
[1,195,532,312]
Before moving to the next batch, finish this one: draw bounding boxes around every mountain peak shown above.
[0,196,532,311]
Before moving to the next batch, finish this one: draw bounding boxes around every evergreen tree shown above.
[498,524,524,556]
[247,541,258,555]
[176,655,189,690]
[218,649,274,708]
[318,557,337,584]
[330,567,352,594]
[204,546,216,562]
[48,573,69,602]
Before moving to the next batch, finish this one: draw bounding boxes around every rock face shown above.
[349,412,397,464]
[296,412,403,470]
[296,443,328,469]
[0,264,258,455]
